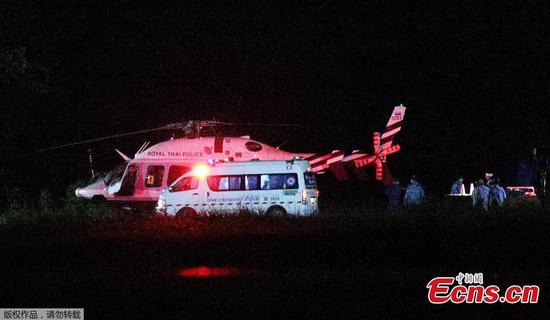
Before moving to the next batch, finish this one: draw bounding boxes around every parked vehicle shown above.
[156,159,318,216]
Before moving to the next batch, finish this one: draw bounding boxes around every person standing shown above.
[489,178,507,208]
[450,177,464,195]
[404,176,425,206]
[485,172,494,186]
[472,179,490,211]
[386,178,403,214]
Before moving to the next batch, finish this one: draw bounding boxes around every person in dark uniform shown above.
[386,178,403,214]
[450,177,464,195]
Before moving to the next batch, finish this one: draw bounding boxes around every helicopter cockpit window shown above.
[145,165,165,188]
[245,142,262,152]
[118,164,138,196]
[90,172,106,183]
[104,162,128,186]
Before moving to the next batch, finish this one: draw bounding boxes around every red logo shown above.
[427,273,539,304]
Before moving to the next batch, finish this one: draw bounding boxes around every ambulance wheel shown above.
[176,207,198,218]
[266,205,287,217]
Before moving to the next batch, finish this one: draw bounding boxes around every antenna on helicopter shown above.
[276,141,288,149]
[136,141,150,154]
[87,148,95,178]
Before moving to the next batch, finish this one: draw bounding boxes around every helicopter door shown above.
[117,164,138,196]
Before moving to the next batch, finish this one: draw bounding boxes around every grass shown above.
[1,194,548,319]
[1,191,548,241]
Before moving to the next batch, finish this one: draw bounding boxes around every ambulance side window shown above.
[170,176,198,192]
[228,176,241,190]
[245,175,260,190]
[259,174,298,190]
[260,175,270,189]
[218,177,229,190]
[283,174,298,189]
[145,165,165,188]
[207,176,222,191]
[207,175,243,191]
[207,174,298,191]
[167,166,191,185]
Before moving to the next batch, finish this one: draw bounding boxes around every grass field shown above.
[1,197,549,319]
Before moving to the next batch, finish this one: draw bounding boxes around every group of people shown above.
[386,176,425,213]
[385,174,508,213]
[450,176,507,211]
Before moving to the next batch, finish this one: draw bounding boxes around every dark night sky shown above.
[1,1,549,195]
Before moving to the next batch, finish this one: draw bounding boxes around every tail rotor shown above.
[354,131,401,185]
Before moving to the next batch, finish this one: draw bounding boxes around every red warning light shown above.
[178,266,239,278]
[192,164,210,178]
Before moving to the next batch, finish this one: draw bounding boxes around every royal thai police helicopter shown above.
[41,105,406,203]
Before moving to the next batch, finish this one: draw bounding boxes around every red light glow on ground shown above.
[178,266,240,278]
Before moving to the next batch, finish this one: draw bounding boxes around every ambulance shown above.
[156,159,319,216]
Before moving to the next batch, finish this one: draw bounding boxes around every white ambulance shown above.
[156,159,318,216]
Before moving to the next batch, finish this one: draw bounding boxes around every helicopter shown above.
[41,105,406,204]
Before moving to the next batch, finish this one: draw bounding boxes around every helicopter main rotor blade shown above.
[39,119,302,152]
[208,121,302,127]
[39,124,182,152]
